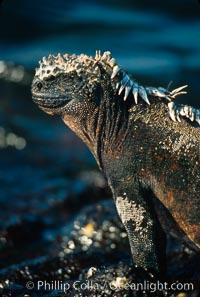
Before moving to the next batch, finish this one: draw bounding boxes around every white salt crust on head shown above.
[35,51,117,81]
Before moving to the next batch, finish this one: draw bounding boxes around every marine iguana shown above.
[31,51,200,277]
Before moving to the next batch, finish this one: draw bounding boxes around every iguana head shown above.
[31,51,118,116]
[32,51,129,159]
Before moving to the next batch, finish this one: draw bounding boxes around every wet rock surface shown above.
[0,194,199,296]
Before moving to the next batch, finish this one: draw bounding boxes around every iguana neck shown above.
[61,90,129,171]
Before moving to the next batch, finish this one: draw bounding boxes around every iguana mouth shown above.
[32,94,70,109]
[33,95,69,109]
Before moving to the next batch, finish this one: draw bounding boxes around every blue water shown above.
[1,0,200,84]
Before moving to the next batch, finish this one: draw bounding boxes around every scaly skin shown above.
[31,51,200,277]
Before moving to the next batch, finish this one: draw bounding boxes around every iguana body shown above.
[31,51,200,276]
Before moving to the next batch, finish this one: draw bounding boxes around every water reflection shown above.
[0,127,26,150]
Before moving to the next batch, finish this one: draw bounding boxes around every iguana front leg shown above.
[112,184,166,277]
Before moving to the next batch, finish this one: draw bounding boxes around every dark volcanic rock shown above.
[0,199,199,297]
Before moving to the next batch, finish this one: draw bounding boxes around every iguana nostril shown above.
[36,82,43,90]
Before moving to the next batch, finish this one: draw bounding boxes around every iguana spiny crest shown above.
[34,50,200,125]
